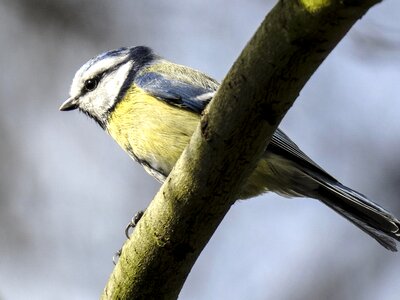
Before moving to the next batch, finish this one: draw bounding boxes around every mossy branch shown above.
[102,0,381,299]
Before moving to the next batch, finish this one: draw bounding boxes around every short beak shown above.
[59,97,79,111]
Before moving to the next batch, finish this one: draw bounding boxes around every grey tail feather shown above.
[313,180,400,252]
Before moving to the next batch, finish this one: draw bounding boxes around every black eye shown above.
[84,77,99,92]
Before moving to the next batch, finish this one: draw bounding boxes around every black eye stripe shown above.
[79,61,130,96]
[83,71,105,92]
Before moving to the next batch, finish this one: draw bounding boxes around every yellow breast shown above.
[106,85,200,178]
[106,84,278,199]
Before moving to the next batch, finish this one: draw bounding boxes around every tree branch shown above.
[102,0,381,299]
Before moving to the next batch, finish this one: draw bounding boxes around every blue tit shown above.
[60,46,400,251]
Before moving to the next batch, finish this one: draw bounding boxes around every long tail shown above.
[314,179,400,251]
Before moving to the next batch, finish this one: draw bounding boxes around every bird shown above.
[60,46,400,251]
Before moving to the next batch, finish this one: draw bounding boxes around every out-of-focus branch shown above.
[102,0,382,299]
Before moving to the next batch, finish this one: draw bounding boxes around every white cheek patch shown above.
[79,61,133,122]
[104,61,132,99]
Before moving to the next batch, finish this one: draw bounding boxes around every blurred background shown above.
[0,0,399,299]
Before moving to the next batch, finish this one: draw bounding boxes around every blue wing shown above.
[135,67,335,182]
[135,72,217,113]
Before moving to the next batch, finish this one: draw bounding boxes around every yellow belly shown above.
[106,85,200,179]
[106,85,293,199]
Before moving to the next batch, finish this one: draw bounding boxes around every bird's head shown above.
[60,46,157,128]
